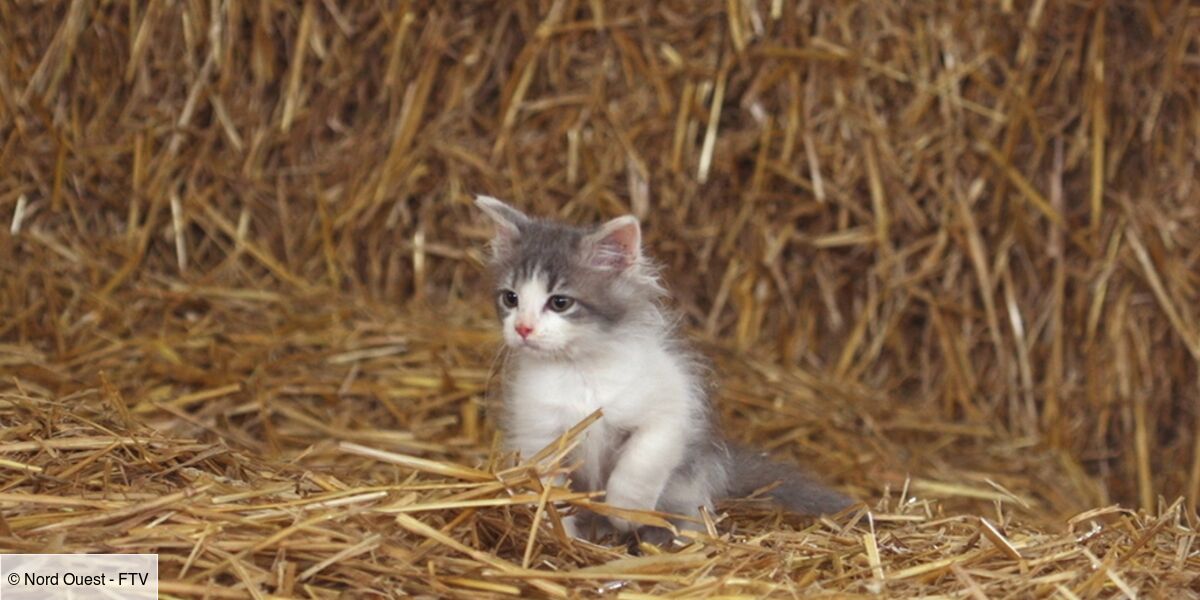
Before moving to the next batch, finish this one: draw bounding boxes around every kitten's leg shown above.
[515,429,621,543]
[658,472,713,533]
[563,508,616,541]
[511,432,593,538]
[635,470,713,546]
[511,425,577,482]
[604,425,686,532]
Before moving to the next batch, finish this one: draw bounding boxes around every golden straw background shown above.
[2,1,1199,596]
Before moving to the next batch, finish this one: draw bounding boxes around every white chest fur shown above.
[503,336,699,488]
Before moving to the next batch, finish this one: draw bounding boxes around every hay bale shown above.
[2,0,1199,596]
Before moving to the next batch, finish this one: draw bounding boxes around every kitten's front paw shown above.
[560,510,616,542]
[561,514,584,539]
[604,484,657,532]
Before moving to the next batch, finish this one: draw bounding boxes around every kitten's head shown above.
[475,196,663,357]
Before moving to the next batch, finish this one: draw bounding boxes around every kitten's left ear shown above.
[583,215,641,270]
[475,195,529,232]
[475,195,529,257]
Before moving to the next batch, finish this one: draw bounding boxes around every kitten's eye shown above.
[499,290,519,308]
[547,295,575,313]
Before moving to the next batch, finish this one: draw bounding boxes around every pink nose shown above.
[515,324,534,339]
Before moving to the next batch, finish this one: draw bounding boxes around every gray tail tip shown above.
[798,488,858,516]
[769,470,858,516]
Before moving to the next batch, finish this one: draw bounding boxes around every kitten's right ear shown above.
[582,215,641,271]
[475,195,528,257]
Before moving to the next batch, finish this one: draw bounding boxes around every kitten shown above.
[476,196,852,542]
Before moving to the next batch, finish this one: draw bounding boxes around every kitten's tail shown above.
[722,444,854,515]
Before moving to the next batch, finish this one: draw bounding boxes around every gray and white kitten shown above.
[476,196,852,541]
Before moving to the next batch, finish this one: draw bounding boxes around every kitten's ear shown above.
[475,195,528,257]
[583,215,641,271]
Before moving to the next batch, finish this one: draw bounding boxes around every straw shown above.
[2,0,1199,596]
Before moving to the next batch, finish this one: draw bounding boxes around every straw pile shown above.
[3,0,1200,596]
